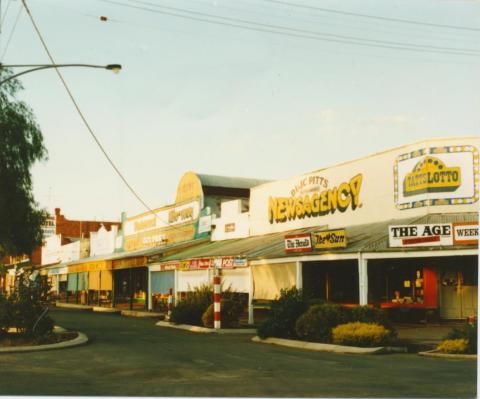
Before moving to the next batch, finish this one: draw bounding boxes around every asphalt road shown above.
[0,308,477,397]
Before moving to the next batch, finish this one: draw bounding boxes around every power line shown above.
[1,3,22,61]
[126,0,480,54]
[101,0,480,57]
[264,0,480,33]
[20,0,191,234]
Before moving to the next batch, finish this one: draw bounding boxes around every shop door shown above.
[440,270,478,319]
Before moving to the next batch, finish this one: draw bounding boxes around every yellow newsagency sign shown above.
[268,174,363,224]
[313,229,347,249]
[403,156,461,197]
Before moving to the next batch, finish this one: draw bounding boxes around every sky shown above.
[1,0,479,221]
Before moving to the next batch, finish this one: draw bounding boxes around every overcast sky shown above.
[2,0,479,221]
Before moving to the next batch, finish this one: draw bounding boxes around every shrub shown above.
[437,339,469,354]
[5,271,54,338]
[445,321,477,354]
[202,299,244,328]
[350,306,397,338]
[332,322,391,347]
[295,303,349,343]
[0,295,13,335]
[170,283,243,327]
[257,288,308,339]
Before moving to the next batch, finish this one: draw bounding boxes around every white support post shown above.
[147,268,152,310]
[296,261,303,290]
[358,253,368,306]
[174,269,179,306]
[248,265,254,325]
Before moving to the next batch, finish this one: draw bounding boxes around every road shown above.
[0,308,476,397]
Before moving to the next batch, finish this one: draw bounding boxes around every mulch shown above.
[0,331,78,347]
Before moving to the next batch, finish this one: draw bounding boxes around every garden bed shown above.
[156,320,256,334]
[252,336,407,354]
[418,349,477,360]
[0,331,78,347]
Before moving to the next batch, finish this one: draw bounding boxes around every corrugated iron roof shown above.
[154,213,478,263]
[197,173,271,189]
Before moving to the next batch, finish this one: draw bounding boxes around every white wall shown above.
[249,137,479,236]
[41,235,84,265]
[211,200,250,241]
[90,225,118,257]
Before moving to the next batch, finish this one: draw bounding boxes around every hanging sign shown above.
[233,257,247,267]
[221,257,235,268]
[160,262,178,271]
[285,233,312,253]
[453,222,479,245]
[389,224,453,247]
[313,229,347,249]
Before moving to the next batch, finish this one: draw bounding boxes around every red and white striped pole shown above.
[167,288,173,320]
[213,272,221,329]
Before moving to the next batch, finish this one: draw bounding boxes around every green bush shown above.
[257,288,308,339]
[295,303,350,343]
[202,299,244,328]
[332,322,391,347]
[445,321,477,354]
[350,306,397,338]
[170,284,213,326]
[9,273,54,337]
[0,294,13,335]
[170,283,244,327]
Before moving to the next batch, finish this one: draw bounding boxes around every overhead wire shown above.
[1,3,23,61]
[20,0,191,233]
[264,0,480,33]
[101,0,480,57]
[126,0,480,54]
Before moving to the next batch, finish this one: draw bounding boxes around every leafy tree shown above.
[0,68,48,258]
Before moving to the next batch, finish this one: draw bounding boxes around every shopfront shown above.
[246,137,479,321]
[112,256,148,310]
[46,266,68,301]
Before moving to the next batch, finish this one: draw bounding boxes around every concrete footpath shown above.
[394,323,460,347]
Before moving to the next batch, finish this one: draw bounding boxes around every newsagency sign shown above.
[389,224,453,247]
[394,145,479,210]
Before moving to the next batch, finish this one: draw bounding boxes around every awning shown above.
[154,212,478,265]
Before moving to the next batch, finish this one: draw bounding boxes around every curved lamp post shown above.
[0,63,122,85]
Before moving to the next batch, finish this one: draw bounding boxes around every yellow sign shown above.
[403,156,461,197]
[313,229,347,249]
[268,174,363,224]
[175,172,203,203]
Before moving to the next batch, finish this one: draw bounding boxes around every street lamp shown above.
[0,63,122,85]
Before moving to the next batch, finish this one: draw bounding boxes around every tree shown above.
[0,68,48,259]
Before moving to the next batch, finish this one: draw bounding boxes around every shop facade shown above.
[246,137,479,320]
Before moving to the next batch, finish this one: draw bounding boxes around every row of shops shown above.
[21,137,480,321]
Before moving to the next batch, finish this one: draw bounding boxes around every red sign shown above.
[198,258,211,269]
[285,233,312,253]
[160,262,178,271]
[221,257,234,268]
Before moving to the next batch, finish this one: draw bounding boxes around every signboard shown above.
[124,200,200,236]
[394,146,479,210]
[453,222,479,245]
[160,262,178,271]
[285,233,312,253]
[269,174,363,224]
[225,223,236,233]
[389,224,453,247]
[233,257,248,267]
[313,229,347,249]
